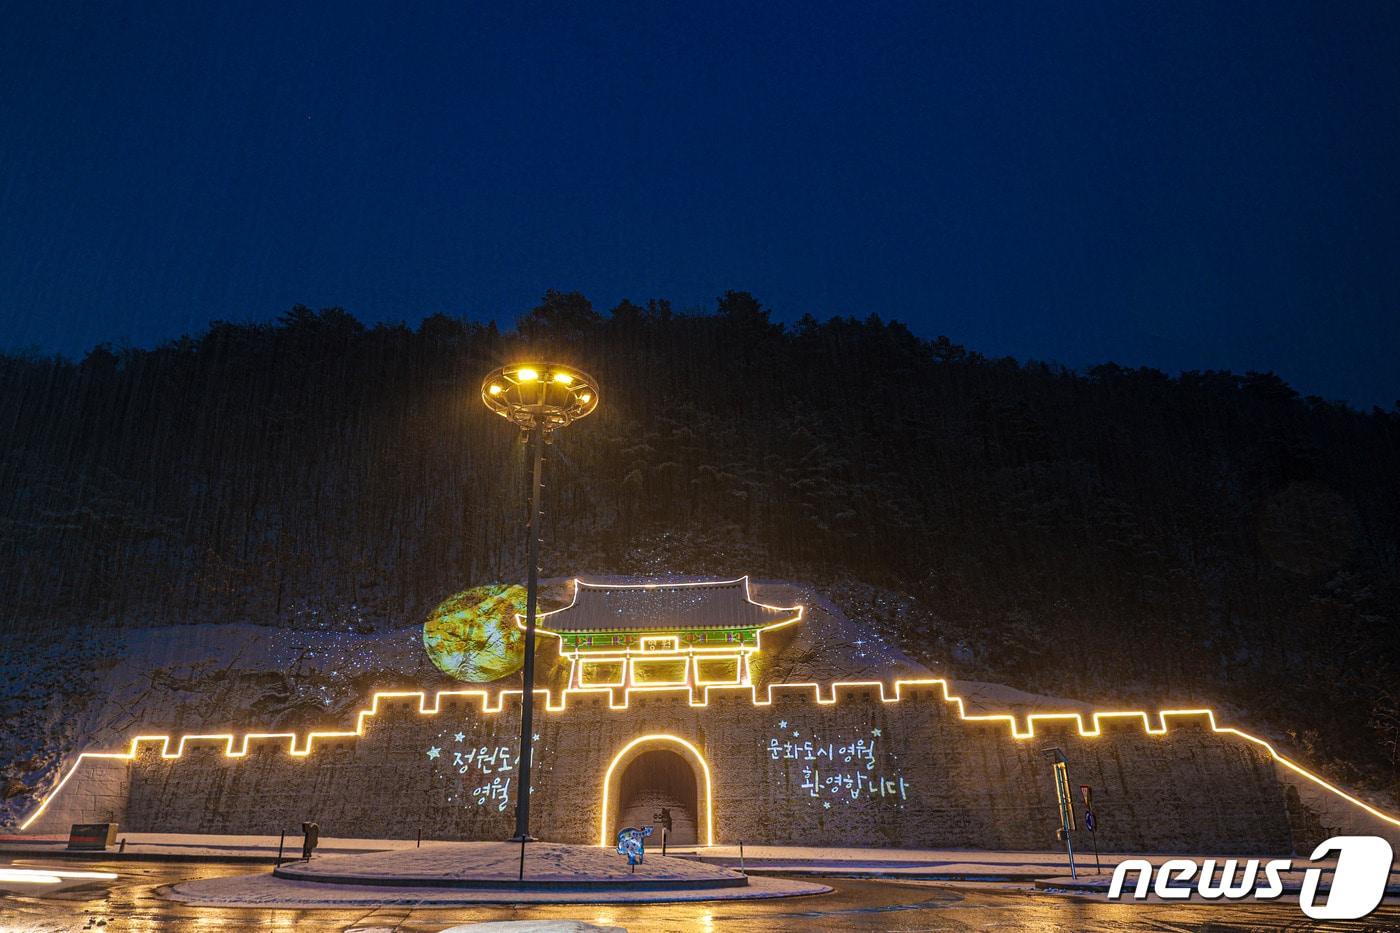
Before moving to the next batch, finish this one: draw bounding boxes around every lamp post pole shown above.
[513,422,544,841]
[481,363,598,845]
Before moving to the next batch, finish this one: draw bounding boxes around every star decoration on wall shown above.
[872,728,882,737]
[792,731,800,737]
[426,746,441,760]
[532,733,540,742]
[823,801,831,810]
[453,732,465,743]
[778,720,788,729]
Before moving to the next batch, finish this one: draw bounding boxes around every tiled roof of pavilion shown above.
[539,578,800,634]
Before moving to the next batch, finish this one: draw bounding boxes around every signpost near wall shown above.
[1080,783,1101,874]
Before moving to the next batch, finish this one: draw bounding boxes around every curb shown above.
[0,844,378,865]
[272,860,750,891]
[159,875,833,907]
[0,845,1050,880]
[743,866,1043,882]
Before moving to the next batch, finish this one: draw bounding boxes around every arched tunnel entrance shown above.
[615,749,699,845]
[600,734,713,846]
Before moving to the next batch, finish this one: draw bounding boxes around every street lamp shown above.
[481,363,599,841]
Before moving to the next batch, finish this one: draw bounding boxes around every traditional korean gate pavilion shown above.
[535,577,803,693]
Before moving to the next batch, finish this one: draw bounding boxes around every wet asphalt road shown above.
[2,859,1398,932]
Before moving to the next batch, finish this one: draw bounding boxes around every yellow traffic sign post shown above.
[1041,747,1077,879]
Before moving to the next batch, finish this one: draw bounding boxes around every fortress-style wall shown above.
[25,681,1336,853]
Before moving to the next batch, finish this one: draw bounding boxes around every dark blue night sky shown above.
[2,2,1397,406]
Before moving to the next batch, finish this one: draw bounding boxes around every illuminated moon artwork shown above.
[423,584,529,683]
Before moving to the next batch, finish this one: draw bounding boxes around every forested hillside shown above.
[2,291,1398,804]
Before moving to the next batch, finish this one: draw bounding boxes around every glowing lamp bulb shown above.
[516,368,539,382]
[580,393,592,403]
[552,372,573,385]
[488,384,503,396]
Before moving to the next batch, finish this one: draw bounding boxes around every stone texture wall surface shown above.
[92,685,1307,853]
[26,757,131,833]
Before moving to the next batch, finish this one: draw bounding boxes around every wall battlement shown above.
[20,677,1400,852]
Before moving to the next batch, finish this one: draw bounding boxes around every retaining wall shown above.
[28,683,1309,853]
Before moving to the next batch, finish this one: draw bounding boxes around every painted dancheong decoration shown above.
[533,577,802,692]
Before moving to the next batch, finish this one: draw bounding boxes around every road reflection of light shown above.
[0,870,62,884]
[0,867,119,884]
[698,910,715,932]
[262,913,305,929]
[119,920,165,933]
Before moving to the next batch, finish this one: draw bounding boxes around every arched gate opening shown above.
[599,734,713,846]
[615,749,699,844]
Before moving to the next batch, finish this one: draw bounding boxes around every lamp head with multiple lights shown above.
[481,364,599,434]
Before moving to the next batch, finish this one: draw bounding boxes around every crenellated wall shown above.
[25,680,1369,854]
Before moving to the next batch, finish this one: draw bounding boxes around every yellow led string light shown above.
[19,682,1400,835]
[598,733,714,846]
[529,576,804,692]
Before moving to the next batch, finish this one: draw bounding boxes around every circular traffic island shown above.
[164,841,830,907]
[276,841,747,890]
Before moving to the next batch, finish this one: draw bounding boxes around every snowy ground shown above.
[162,871,830,907]
[11,832,1398,894]
[162,841,830,907]
[274,841,746,886]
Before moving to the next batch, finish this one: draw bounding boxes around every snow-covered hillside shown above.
[3,575,1092,830]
